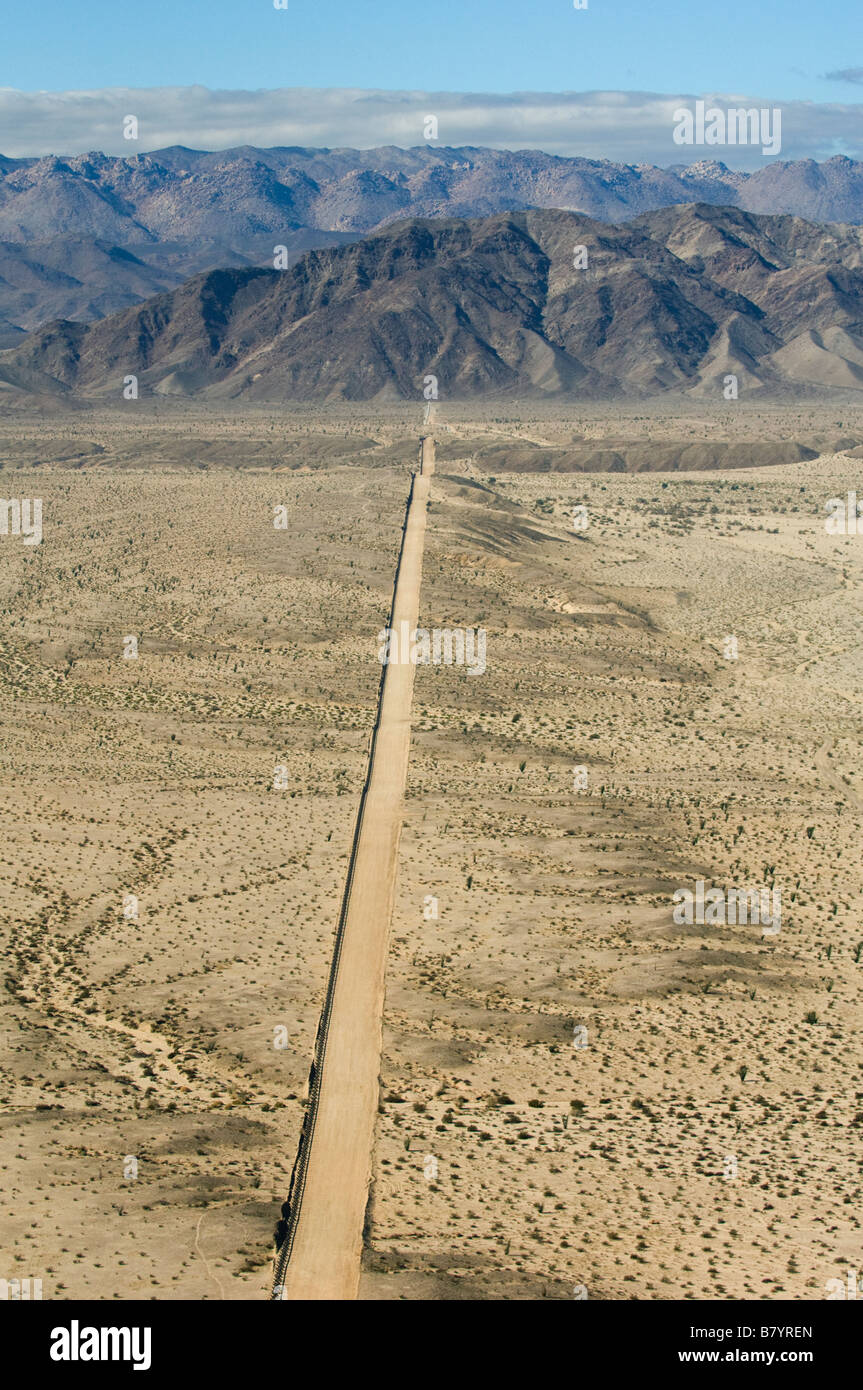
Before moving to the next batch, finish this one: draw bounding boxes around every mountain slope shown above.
[2,146,863,333]
[3,205,863,401]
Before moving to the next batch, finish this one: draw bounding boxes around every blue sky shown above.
[5,0,862,100]
[1,0,861,162]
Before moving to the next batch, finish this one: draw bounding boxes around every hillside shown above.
[2,145,863,332]
[3,204,863,401]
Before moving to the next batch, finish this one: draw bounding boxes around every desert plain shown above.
[1,397,862,1299]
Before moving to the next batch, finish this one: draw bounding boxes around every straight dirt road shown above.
[275,437,435,1300]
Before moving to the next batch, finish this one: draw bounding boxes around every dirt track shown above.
[277,439,434,1300]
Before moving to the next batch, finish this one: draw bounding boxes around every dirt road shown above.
[274,438,434,1300]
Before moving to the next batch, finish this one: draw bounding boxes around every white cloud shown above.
[0,86,861,167]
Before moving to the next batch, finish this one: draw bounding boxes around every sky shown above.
[2,0,862,163]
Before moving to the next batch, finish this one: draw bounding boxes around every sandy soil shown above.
[0,446,406,1298]
[1,400,861,1300]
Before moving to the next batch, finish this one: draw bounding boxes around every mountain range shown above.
[3,202,863,402]
[2,145,863,338]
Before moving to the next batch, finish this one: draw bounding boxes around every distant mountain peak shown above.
[0,145,862,335]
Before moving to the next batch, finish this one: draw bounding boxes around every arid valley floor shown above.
[1,399,862,1299]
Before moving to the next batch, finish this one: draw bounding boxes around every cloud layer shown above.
[1,86,861,166]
